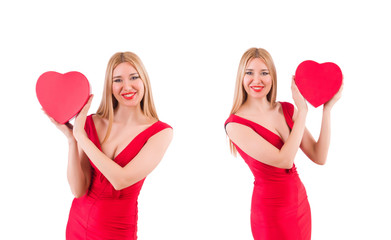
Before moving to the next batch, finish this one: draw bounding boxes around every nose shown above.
[254,73,263,83]
[123,79,133,90]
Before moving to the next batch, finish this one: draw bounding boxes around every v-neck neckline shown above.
[90,115,159,160]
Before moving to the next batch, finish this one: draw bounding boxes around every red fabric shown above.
[66,115,172,240]
[225,102,311,240]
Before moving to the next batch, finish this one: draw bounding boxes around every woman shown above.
[46,52,173,239]
[224,48,342,239]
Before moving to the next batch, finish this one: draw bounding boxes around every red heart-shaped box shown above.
[36,71,90,124]
[295,60,342,108]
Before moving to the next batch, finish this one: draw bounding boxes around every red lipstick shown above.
[121,92,136,100]
[250,86,264,92]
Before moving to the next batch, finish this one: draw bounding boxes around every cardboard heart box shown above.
[36,71,90,124]
[295,60,342,108]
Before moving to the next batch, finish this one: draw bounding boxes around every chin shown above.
[246,92,267,99]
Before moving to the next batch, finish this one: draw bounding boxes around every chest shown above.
[244,113,291,142]
[94,121,150,160]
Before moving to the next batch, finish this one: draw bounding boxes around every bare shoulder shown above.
[226,106,257,138]
[148,126,173,143]
[225,121,254,141]
[91,114,108,129]
[141,127,173,154]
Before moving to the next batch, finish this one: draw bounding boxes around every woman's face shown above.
[243,58,272,99]
[112,62,145,108]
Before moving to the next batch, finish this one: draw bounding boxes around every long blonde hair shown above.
[228,48,277,155]
[96,52,158,143]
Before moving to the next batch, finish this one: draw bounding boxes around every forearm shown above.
[77,135,125,190]
[278,110,307,168]
[313,108,331,165]
[67,139,89,197]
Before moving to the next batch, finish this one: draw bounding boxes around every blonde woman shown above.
[224,48,342,239]
[46,52,173,239]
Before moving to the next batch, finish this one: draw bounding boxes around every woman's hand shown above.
[73,95,94,142]
[43,109,74,141]
[324,82,343,111]
[291,76,308,112]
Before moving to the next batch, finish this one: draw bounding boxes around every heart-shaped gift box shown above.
[36,71,90,124]
[295,60,342,108]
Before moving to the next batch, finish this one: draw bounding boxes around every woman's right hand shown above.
[291,76,308,112]
[43,109,75,141]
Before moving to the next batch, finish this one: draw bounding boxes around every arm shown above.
[73,96,173,191]
[67,139,91,197]
[226,80,308,169]
[75,129,172,190]
[296,83,343,165]
[44,112,91,198]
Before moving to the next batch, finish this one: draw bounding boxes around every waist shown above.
[86,181,143,200]
[253,171,302,185]
[252,178,308,203]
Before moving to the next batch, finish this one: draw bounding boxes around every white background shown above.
[1,0,390,239]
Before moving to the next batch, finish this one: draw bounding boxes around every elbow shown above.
[69,183,88,198]
[311,145,328,165]
[112,178,133,191]
[112,176,141,190]
[274,155,295,169]
[316,161,326,166]
[72,189,87,198]
[317,159,327,165]
[313,156,327,165]
[112,183,126,191]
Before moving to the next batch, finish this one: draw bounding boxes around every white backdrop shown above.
[1,0,390,239]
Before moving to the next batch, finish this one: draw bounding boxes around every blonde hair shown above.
[228,48,277,155]
[96,52,158,143]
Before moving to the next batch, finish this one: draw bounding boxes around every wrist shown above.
[74,130,88,143]
[297,107,308,115]
[323,106,332,113]
[68,137,77,145]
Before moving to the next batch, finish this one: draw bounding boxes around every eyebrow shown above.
[245,68,269,71]
[113,73,139,78]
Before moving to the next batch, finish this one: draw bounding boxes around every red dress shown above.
[66,115,172,240]
[225,102,311,240]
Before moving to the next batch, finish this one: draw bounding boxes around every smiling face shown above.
[243,58,272,100]
[112,62,145,108]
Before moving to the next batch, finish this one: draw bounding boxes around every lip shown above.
[121,92,136,100]
[250,86,264,92]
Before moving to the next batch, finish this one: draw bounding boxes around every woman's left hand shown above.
[73,95,94,141]
[324,82,343,111]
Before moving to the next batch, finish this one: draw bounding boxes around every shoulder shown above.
[148,120,173,141]
[225,114,238,127]
[155,120,173,130]
[279,101,295,117]
[226,121,250,134]
[85,114,98,130]
[146,125,173,148]
[225,114,248,129]
[279,101,294,112]
[225,116,256,141]
[90,114,107,127]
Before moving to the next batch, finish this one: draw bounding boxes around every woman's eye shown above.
[131,76,140,80]
[113,79,122,83]
[261,72,269,76]
[245,72,253,75]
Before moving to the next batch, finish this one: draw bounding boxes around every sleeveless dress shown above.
[225,102,311,240]
[66,115,172,240]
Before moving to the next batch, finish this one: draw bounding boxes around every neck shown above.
[243,96,273,113]
[113,104,144,124]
